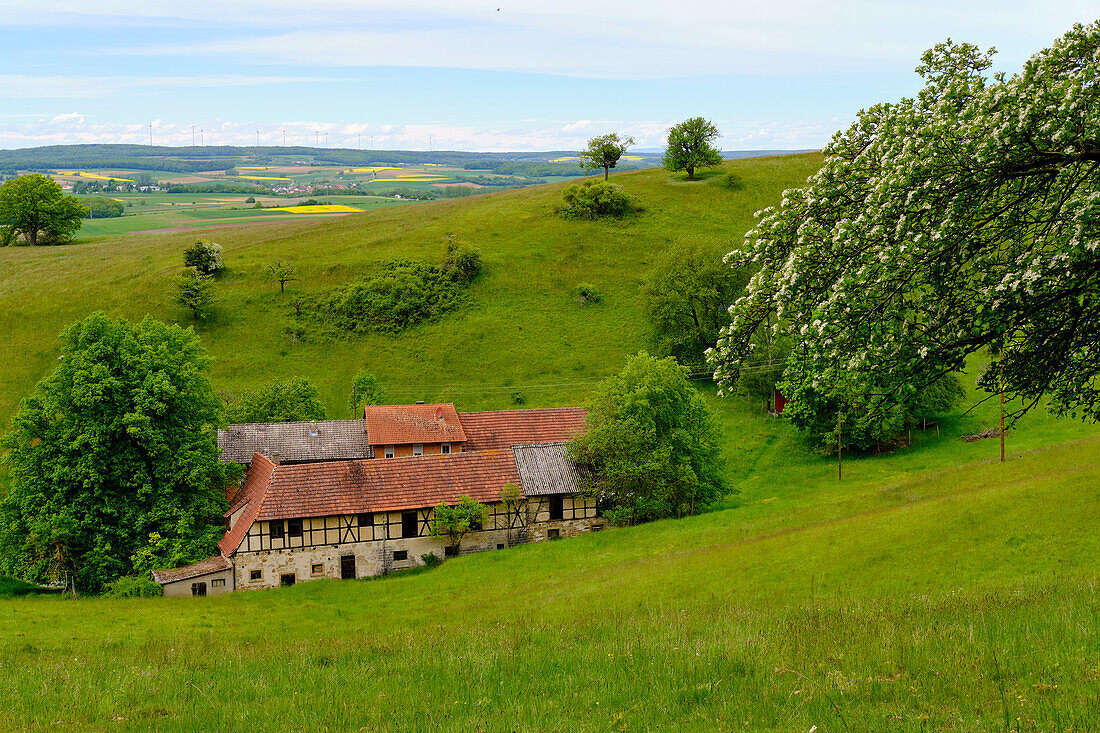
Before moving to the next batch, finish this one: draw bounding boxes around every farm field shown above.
[2,152,1099,730]
[76,193,415,237]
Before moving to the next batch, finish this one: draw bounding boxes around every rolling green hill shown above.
[2,155,1098,730]
[0,155,821,420]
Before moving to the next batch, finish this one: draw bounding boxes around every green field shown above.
[0,155,823,419]
[2,155,1098,730]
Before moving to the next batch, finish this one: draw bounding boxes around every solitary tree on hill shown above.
[662,118,723,181]
[0,174,88,246]
[173,268,216,321]
[580,133,635,180]
[267,259,298,294]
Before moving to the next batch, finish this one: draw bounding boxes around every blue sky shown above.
[1,1,1095,151]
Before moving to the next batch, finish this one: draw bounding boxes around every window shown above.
[191,582,207,596]
[249,570,262,581]
[401,510,418,538]
[269,521,284,539]
[441,443,451,455]
[384,445,395,459]
[547,528,561,540]
[444,545,457,557]
[548,495,564,521]
[412,444,423,457]
[311,563,324,575]
[211,578,226,588]
[280,573,295,586]
[287,518,303,538]
[393,549,408,562]
[496,543,505,550]
[357,512,373,528]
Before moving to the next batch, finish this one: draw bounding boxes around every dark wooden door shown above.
[340,555,356,580]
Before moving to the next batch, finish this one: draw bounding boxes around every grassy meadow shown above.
[0,154,823,420]
[2,154,1099,730]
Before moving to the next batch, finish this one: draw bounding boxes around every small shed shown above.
[152,555,233,598]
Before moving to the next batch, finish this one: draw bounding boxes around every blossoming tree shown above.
[709,22,1100,425]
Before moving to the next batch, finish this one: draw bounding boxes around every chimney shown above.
[270,451,281,465]
[416,400,425,405]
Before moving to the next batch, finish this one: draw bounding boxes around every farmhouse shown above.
[154,405,599,596]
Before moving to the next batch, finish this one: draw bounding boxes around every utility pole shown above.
[191,125,196,147]
[282,128,286,147]
[999,381,1005,463]
[148,123,153,146]
[837,409,843,480]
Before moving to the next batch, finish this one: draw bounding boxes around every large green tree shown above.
[431,495,489,556]
[226,377,327,423]
[0,174,88,246]
[662,118,723,181]
[711,22,1100,424]
[579,133,635,181]
[572,352,724,524]
[644,238,752,367]
[0,313,229,593]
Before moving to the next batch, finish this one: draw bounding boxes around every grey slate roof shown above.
[218,420,373,465]
[512,441,584,496]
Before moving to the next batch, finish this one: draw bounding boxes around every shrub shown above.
[571,283,603,305]
[441,241,484,282]
[101,575,162,598]
[512,391,526,405]
[244,196,256,203]
[182,239,223,274]
[420,552,441,568]
[723,172,744,190]
[559,180,632,220]
[81,196,125,219]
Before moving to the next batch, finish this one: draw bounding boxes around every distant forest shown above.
[0,144,636,175]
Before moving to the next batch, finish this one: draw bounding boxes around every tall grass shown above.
[2,439,1097,731]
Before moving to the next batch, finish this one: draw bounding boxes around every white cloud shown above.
[12,1,1095,78]
[0,74,343,99]
[0,116,834,151]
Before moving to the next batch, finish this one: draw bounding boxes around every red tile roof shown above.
[218,453,276,556]
[254,450,520,521]
[363,403,466,446]
[151,555,231,585]
[459,407,587,451]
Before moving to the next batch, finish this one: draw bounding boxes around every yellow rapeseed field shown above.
[267,204,362,214]
[370,176,448,182]
[58,172,134,182]
[550,156,578,163]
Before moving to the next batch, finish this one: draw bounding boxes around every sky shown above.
[0,1,1095,152]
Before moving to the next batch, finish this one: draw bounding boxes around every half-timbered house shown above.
[156,404,599,595]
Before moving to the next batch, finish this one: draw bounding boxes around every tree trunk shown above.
[687,166,695,181]
[27,228,37,247]
[280,280,285,294]
[603,166,609,181]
